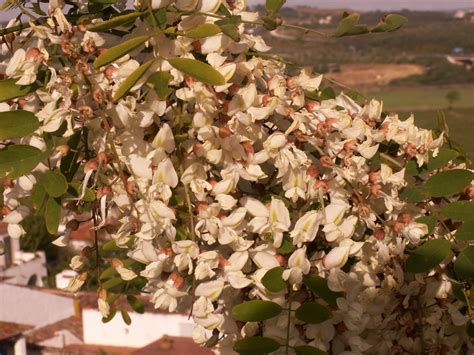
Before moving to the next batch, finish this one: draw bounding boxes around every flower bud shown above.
[98,288,108,300]
[373,228,385,241]
[307,165,319,178]
[167,272,185,289]
[81,246,93,257]
[3,178,14,189]
[66,219,80,231]
[274,254,286,266]
[219,126,232,138]
[84,159,99,173]
[111,258,123,268]
[55,145,70,155]
[319,156,333,168]
[104,65,117,81]
[1,206,12,217]
[97,151,110,165]
[96,186,113,199]
[26,47,44,61]
[126,181,139,197]
[398,212,412,224]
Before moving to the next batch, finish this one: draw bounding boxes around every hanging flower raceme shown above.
[0,1,473,354]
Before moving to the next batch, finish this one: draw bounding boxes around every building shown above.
[0,223,47,287]
[0,283,208,354]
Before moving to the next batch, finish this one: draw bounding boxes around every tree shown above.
[0,1,473,354]
[446,89,461,109]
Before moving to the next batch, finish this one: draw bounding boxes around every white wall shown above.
[0,283,75,327]
[0,250,47,287]
[82,309,195,348]
[38,330,82,349]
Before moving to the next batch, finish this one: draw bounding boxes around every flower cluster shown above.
[1,0,473,354]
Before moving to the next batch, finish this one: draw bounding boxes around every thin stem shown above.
[179,163,195,241]
[285,289,292,355]
[280,23,329,38]
[92,211,102,289]
[379,152,404,170]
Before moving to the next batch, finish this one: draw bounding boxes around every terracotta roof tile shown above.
[60,343,137,354]
[133,336,213,355]
[0,321,32,341]
[25,316,83,344]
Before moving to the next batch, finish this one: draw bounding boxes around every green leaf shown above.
[121,309,132,325]
[265,0,286,14]
[416,215,437,235]
[60,129,82,182]
[262,266,286,292]
[399,187,429,203]
[295,303,331,324]
[232,300,283,322]
[278,235,294,255]
[334,12,370,37]
[113,59,154,101]
[454,246,474,279]
[405,239,450,273]
[0,145,43,179]
[215,16,241,42]
[305,88,336,102]
[100,266,117,280]
[68,183,96,202]
[0,110,39,140]
[94,35,149,68]
[452,283,474,304]
[103,277,125,289]
[102,240,120,251]
[233,336,281,354]
[455,221,474,241]
[31,183,46,211]
[295,345,328,355]
[406,148,459,176]
[147,71,172,100]
[303,275,343,306]
[127,295,145,314]
[467,322,474,337]
[372,14,407,33]
[182,23,221,38]
[41,171,68,198]
[423,170,473,197]
[45,197,61,234]
[87,12,141,32]
[441,201,474,222]
[102,309,116,323]
[168,58,225,86]
[0,79,37,102]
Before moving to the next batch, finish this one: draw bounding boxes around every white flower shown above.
[282,247,311,288]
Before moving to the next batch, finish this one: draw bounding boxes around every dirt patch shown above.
[326,63,426,87]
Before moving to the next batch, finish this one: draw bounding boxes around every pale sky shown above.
[248,0,474,11]
[1,0,474,21]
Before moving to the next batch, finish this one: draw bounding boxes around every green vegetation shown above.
[367,85,474,110]
[366,85,474,161]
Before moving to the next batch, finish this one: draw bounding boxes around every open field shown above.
[367,85,474,111]
[366,86,474,161]
[326,64,426,86]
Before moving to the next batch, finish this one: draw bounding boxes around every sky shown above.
[248,0,474,11]
[1,0,473,21]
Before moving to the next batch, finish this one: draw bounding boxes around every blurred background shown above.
[0,1,473,354]
[250,0,474,161]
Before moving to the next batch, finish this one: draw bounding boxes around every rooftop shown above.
[25,316,83,344]
[132,336,213,355]
[0,321,32,341]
